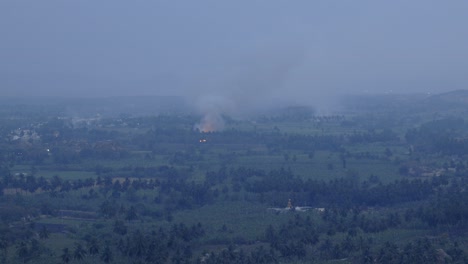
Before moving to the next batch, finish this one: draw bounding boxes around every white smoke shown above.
[193,95,231,132]
[194,112,225,132]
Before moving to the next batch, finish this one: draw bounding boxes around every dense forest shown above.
[1,92,468,263]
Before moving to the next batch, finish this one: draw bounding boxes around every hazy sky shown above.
[1,1,468,105]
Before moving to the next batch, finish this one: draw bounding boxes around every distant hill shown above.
[425,89,468,105]
[341,90,468,114]
[0,96,191,117]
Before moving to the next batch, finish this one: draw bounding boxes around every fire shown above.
[200,122,215,133]
[194,112,225,133]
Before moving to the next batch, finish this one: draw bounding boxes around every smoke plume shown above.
[193,95,230,132]
[194,112,225,133]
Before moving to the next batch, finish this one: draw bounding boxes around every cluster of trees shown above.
[346,129,398,144]
[366,239,467,264]
[190,227,466,263]
[132,125,399,155]
[406,118,468,155]
[200,245,277,264]
[72,224,204,264]
[3,103,468,263]
[418,180,468,227]
[244,168,439,208]
[3,222,205,264]
[260,212,468,263]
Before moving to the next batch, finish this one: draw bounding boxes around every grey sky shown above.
[1,1,468,105]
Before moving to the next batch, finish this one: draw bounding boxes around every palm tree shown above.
[125,206,137,221]
[61,247,71,264]
[16,241,28,263]
[100,244,113,263]
[0,238,9,261]
[87,238,99,256]
[130,230,146,257]
[73,243,86,261]
[39,225,49,239]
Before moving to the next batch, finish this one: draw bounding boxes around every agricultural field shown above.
[1,92,468,263]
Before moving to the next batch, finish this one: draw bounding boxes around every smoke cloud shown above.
[194,112,225,133]
[191,46,309,131]
[193,95,230,132]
